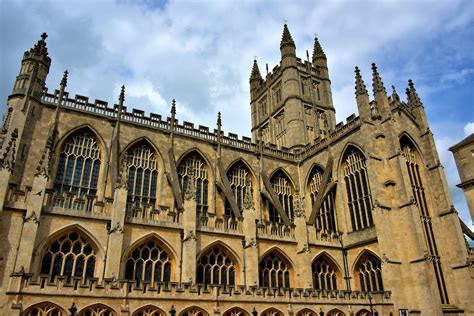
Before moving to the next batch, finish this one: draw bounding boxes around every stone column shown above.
[182,170,197,283]
[293,192,312,288]
[242,186,258,287]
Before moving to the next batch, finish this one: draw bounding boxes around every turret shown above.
[312,35,328,78]
[280,23,296,63]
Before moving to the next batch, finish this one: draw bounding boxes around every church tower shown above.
[250,24,336,150]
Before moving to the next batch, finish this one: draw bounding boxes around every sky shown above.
[0,0,473,227]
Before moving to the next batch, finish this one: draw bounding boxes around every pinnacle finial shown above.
[217,111,222,128]
[60,70,68,88]
[41,32,48,41]
[119,85,125,102]
[407,79,422,107]
[250,59,262,81]
[280,23,295,48]
[171,99,176,115]
[312,34,326,60]
[355,66,368,96]
[29,32,49,57]
[371,63,386,94]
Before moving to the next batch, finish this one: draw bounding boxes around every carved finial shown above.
[41,32,48,41]
[217,112,222,129]
[116,154,129,189]
[250,59,262,82]
[371,63,386,94]
[0,128,18,172]
[312,34,326,60]
[29,32,49,57]
[35,134,53,179]
[354,66,368,96]
[391,85,400,102]
[171,99,176,115]
[406,79,422,107]
[60,70,68,89]
[119,85,125,103]
[184,167,196,200]
[280,23,295,48]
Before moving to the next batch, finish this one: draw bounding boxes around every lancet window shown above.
[269,171,294,223]
[126,141,159,214]
[356,253,383,292]
[23,302,66,316]
[311,255,338,290]
[178,153,209,218]
[124,239,171,286]
[342,148,373,231]
[308,166,337,232]
[54,130,101,198]
[132,306,165,316]
[225,162,252,217]
[196,246,236,287]
[259,252,291,288]
[40,231,96,282]
[78,304,115,316]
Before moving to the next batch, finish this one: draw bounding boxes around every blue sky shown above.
[0,0,473,226]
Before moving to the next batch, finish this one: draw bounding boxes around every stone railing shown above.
[307,226,343,245]
[4,184,32,210]
[198,214,244,235]
[257,221,295,241]
[42,190,112,219]
[125,204,181,228]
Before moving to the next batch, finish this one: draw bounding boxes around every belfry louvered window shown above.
[40,231,96,282]
[225,162,252,216]
[54,130,101,198]
[357,253,383,292]
[308,167,337,232]
[178,153,209,217]
[126,141,159,212]
[124,239,171,286]
[343,148,373,231]
[196,247,236,287]
[269,171,294,223]
[259,252,290,288]
[312,255,338,290]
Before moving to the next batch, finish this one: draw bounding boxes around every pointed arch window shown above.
[259,252,291,288]
[178,152,209,217]
[197,246,236,287]
[223,308,249,316]
[78,304,115,316]
[269,171,294,223]
[54,130,101,198]
[342,148,373,231]
[356,253,383,292]
[179,307,209,316]
[261,309,284,316]
[40,231,96,282]
[124,239,171,286]
[125,141,159,215]
[23,302,66,316]
[296,309,317,316]
[308,166,337,232]
[225,162,252,217]
[132,306,165,316]
[311,255,338,290]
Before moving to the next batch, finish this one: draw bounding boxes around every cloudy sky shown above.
[0,0,473,226]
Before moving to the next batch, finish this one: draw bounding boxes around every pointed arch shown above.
[123,232,178,262]
[259,246,296,269]
[225,158,257,181]
[54,124,107,156]
[304,162,326,191]
[121,136,164,164]
[337,142,367,171]
[225,159,255,216]
[198,240,241,265]
[260,308,284,316]
[312,251,343,273]
[176,147,213,172]
[78,303,116,316]
[327,309,346,316]
[269,167,296,188]
[197,240,239,287]
[268,168,296,223]
[296,308,317,316]
[311,251,341,290]
[259,247,293,288]
[399,132,427,165]
[353,249,383,292]
[223,307,250,316]
[132,305,166,316]
[355,309,371,316]
[178,306,209,316]
[23,301,67,316]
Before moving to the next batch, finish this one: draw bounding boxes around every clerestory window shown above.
[178,153,209,218]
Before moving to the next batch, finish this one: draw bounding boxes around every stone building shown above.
[0,25,472,316]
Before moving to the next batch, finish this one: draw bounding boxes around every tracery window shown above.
[269,170,294,223]
[223,307,249,316]
[23,302,66,316]
[225,162,252,217]
[54,130,101,198]
[40,231,96,282]
[356,253,383,292]
[179,307,209,316]
[296,309,317,316]
[308,166,337,232]
[343,148,373,231]
[78,304,115,316]
[126,141,159,214]
[355,310,371,316]
[132,306,165,316]
[178,152,209,218]
[259,252,290,288]
[261,309,284,316]
[196,246,236,287]
[124,239,171,286]
[312,255,338,290]
[327,309,345,316]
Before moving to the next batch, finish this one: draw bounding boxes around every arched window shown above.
[40,231,96,282]
[178,152,209,218]
[125,140,159,217]
[54,129,101,198]
[261,308,284,316]
[23,302,66,316]
[132,306,165,316]
[225,162,253,217]
[296,309,317,316]
[312,255,338,290]
[327,309,345,316]
[179,307,209,316]
[356,252,383,292]
[269,170,294,223]
[342,148,373,231]
[355,310,371,316]
[78,304,115,316]
[125,239,171,286]
[223,307,249,316]
[259,251,291,288]
[197,246,236,287]
[308,166,337,232]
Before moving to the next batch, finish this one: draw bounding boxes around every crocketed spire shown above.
[280,23,295,49]
[371,63,386,94]
[217,111,222,129]
[119,85,125,103]
[171,99,176,116]
[250,59,262,81]
[312,35,326,60]
[28,32,49,58]
[60,70,68,89]
[406,79,422,107]
[355,67,368,96]
[391,85,400,103]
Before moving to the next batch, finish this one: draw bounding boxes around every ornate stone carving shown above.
[243,184,254,210]
[0,128,18,172]
[35,135,53,179]
[116,154,129,189]
[184,167,196,201]
[293,191,305,218]
[245,238,257,248]
[297,243,311,254]
[108,221,123,234]
[24,211,40,224]
[184,230,197,242]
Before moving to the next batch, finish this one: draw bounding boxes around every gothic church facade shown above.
[0,25,472,316]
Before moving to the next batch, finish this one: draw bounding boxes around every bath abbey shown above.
[0,25,472,316]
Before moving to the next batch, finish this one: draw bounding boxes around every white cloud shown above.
[464,122,474,136]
